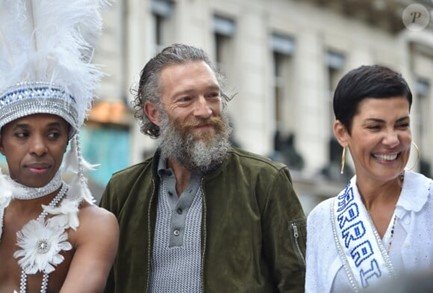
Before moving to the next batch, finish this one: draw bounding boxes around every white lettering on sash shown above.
[351,240,374,267]
[342,221,366,247]
[333,183,392,289]
[360,259,381,288]
[337,186,354,212]
[337,203,359,228]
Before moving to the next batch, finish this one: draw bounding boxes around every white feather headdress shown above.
[0,0,104,132]
[0,0,106,203]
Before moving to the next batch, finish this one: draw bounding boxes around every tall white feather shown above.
[0,0,107,204]
[0,0,105,127]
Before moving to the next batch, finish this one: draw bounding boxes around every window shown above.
[270,33,295,132]
[151,0,175,53]
[321,50,351,180]
[416,78,431,177]
[325,50,345,102]
[268,33,304,169]
[325,50,345,152]
[213,15,236,73]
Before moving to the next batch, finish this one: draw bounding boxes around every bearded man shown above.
[100,43,306,293]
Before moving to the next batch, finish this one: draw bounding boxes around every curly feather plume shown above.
[0,0,106,127]
[0,0,106,204]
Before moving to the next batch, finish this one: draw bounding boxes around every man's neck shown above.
[167,158,192,196]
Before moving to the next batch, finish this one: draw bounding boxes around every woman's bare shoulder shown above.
[70,203,119,246]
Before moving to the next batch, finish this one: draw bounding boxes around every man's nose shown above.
[193,96,213,119]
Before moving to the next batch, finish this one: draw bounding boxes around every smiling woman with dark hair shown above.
[306,65,433,292]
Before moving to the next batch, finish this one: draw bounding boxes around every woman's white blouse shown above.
[305,171,433,292]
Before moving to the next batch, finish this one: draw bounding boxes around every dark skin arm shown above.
[60,204,119,293]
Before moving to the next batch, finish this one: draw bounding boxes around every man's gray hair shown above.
[132,43,229,138]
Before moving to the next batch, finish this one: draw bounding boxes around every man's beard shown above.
[159,109,232,173]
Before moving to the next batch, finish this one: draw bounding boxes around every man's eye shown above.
[14,132,27,138]
[178,96,192,102]
[206,92,220,99]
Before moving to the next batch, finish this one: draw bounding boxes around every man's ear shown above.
[144,101,161,126]
[333,120,349,148]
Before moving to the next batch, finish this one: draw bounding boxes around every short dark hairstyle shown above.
[132,43,229,138]
[333,65,412,132]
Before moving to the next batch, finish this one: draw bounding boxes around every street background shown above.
[2,0,433,213]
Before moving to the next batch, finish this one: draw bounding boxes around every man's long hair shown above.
[132,43,231,138]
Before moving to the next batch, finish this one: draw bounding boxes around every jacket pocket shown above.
[289,218,306,266]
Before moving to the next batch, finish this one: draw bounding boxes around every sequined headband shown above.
[0,83,79,137]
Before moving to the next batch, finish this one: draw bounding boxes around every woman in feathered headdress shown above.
[0,0,119,292]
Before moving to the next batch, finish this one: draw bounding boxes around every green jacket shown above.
[101,147,306,292]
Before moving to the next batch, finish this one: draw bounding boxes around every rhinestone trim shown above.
[365,209,396,279]
[330,198,360,292]
[0,83,78,136]
[7,171,62,200]
[36,239,51,254]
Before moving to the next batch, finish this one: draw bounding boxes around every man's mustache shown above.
[177,116,226,132]
[184,117,224,128]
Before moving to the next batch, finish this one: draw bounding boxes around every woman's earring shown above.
[340,146,347,174]
[405,141,420,171]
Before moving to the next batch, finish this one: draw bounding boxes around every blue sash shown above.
[330,177,395,291]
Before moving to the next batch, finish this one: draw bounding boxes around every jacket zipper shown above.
[200,178,206,292]
[145,179,156,292]
[291,222,305,265]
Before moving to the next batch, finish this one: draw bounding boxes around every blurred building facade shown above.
[86,0,433,211]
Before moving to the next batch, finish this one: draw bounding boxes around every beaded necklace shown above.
[386,173,404,253]
[17,184,68,293]
[386,214,397,253]
[0,176,69,293]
